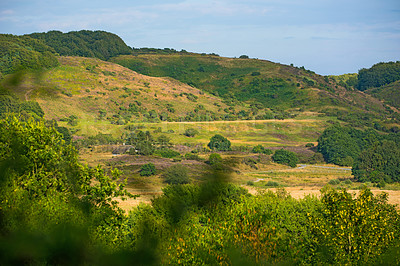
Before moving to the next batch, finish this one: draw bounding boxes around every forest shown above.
[0,30,400,265]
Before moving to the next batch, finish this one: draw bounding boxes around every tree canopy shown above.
[28,30,132,61]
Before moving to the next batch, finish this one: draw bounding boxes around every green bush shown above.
[208,153,223,166]
[140,163,157,176]
[163,165,190,185]
[208,134,231,151]
[272,149,298,168]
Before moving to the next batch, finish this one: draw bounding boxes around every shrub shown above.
[163,165,190,185]
[272,149,299,168]
[158,149,180,158]
[208,134,231,151]
[251,145,273,155]
[140,163,156,176]
[208,153,223,166]
[265,181,280,187]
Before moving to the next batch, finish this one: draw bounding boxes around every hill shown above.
[0,34,59,76]
[366,80,400,110]
[2,56,260,136]
[27,30,132,61]
[111,53,395,127]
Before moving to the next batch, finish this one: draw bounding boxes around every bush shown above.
[163,165,190,185]
[272,149,299,168]
[208,134,231,151]
[208,153,223,166]
[140,163,156,176]
[251,144,273,155]
[265,181,280,187]
[158,149,180,158]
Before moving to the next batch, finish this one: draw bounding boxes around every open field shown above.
[79,149,400,213]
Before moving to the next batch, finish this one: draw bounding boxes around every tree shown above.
[352,141,400,183]
[208,134,231,151]
[163,165,190,185]
[272,149,298,168]
[140,163,157,176]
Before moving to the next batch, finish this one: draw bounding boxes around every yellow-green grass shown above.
[125,118,326,148]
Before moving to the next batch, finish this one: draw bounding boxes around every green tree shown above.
[208,134,231,151]
[352,141,400,183]
[272,149,298,168]
[140,163,157,176]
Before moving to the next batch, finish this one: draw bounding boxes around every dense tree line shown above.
[357,61,400,91]
[318,125,400,183]
[28,30,132,61]
[0,34,59,75]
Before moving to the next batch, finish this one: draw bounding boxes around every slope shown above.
[111,53,394,127]
[1,56,257,136]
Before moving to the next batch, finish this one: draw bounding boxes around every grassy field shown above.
[79,144,400,213]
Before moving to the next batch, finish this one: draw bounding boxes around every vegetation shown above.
[140,163,157,176]
[208,134,231,151]
[163,164,190,185]
[0,34,59,75]
[28,30,132,61]
[357,61,400,91]
[272,149,299,168]
[1,30,400,265]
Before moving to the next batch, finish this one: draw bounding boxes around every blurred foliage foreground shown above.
[0,114,399,265]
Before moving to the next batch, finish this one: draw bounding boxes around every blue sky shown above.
[1,0,399,75]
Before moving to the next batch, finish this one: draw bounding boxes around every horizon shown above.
[1,0,399,75]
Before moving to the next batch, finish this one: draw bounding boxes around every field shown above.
[78,119,400,213]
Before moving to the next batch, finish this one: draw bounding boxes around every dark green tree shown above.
[208,134,231,151]
[140,163,157,176]
[272,149,299,168]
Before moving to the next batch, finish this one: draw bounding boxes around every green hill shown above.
[0,34,59,75]
[111,54,394,127]
[27,30,132,61]
[366,80,400,109]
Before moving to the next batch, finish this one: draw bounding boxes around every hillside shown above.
[111,53,395,127]
[366,80,400,110]
[1,30,399,133]
[0,34,59,75]
[2,56,257,136]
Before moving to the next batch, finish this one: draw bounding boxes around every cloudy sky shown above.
[1,0,399,75]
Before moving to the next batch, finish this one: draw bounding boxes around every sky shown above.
[0,0,399,75]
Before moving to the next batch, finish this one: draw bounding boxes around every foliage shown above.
[163,165,190,185]
[0,34,59,75]
[272,149,299,167]
[157,149,180,158]
[0,114,133,265]
[28,30,132,61]
[308,186,400,264]
[357,61,400,91]
[208,134,231,151]
[208,153,223,166]
[140,163,157,176]
[353,141,400,183]
[251,144,272,154]
[317,126,379,166]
